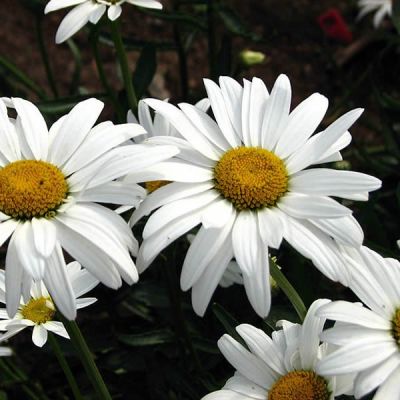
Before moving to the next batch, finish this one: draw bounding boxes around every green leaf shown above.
[212,303,245,346]
[216,5,261,41]
[118,329,175,347]
[0,56,46,99]
[132,45,157,99]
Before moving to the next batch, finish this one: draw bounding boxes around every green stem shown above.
[35,15,58,98]
[48,333,84,400]
[60,318,112,400]
[207,0,217,80]
[90,26,124,122]
[110,20,138,114]
[269,258,307,322]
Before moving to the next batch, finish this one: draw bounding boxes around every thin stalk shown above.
[48,333,84,400]
[269,258,307,322]
[60,318,112,400]
[173,0,189,100]
[207,0,217,80]
[89,26,124,122]
[164,249,204,376]
[35,15,58,98]
[110,20,138,114]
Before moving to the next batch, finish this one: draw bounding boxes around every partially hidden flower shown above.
[0,262,98,348]
[202,300,354,400]
[316,246,400,399]
[130,75,381,317]
[0,97,178,320]
[357,0,392,28]
[45,0,163,43]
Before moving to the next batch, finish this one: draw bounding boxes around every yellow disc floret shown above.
[392,308,400,346]
[21,297,55,324]
[145,180,171,193]
[0,160,68,220]
[214,147,288,210]
[268,370,330,400]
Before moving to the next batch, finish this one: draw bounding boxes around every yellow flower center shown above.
[392,309,400,345]
[21,297,55,324]
[145,180,171,193]
[0,160,68,220]
[213,147,288,210]
[268,371,330,400]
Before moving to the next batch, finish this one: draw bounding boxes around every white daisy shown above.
[202,299,354,400]
[117,98,211,214]
[0,261,99,348]
[316,246,400,400]
[0,97,178,320]
[0,347,12,357]
[357,0,392,28]
[45,0,163,44]
[130,75,381,317]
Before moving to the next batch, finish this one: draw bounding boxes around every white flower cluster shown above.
[0,46,397,398]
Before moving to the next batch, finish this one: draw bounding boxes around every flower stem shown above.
[269,257,307,321]
[60,318,112,400]
[48,333,84,400]
[110,20,138,115]
[89,25,124,122]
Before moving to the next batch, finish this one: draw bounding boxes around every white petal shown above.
[130,182,213,227]
[261,74,291,150]
[191,237,234,316]
[374,366,400,400]
[248,78,269,147]
[76,297,97,309]
[55,2,99,43]
[43,244,77,320]
[218,334,276,389]
[107,4,122,20]
[49,98,104,167]
[13,98,48,160]
[278,193,351,219]
[235,325,285,376]
[232,212,263,276]
[143,190,219,239]
[203,79,241,148]
[43,321,69,339]
[355,354,400,399]
[289,168,382,198]
[31,218,57,257]
[275,93,328,158]
[89,4,106,23]
[224,373,266,399]
[0,219,18,247]
[181,211,235,290]
[202,390,250,400]
[257,208,283,249]
[144,98,221,160]
[242,248,271,318]
[0,100,21,161]
[45,0,86,13]
[32,325,48,347]
[317,301,392,330]
[299,299,331,369]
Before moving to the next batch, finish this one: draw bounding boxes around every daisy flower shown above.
[202,299,354,400]
[0,97,178,320]
[45,0,163,44]
[316,246,400,399]
[357,0,392,28]
[117,98,211,214]
[0,261,99,348]
[130,75,381,317]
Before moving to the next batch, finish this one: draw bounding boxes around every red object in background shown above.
[318,8,353,44]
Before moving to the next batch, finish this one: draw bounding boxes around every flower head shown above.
[316,246,400,399]
[357,0,392,28]
[202,300,354,400]
[0,262,98,347]
[131,75,381,317]
[45,0,163,43]
[0,97,178,320]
